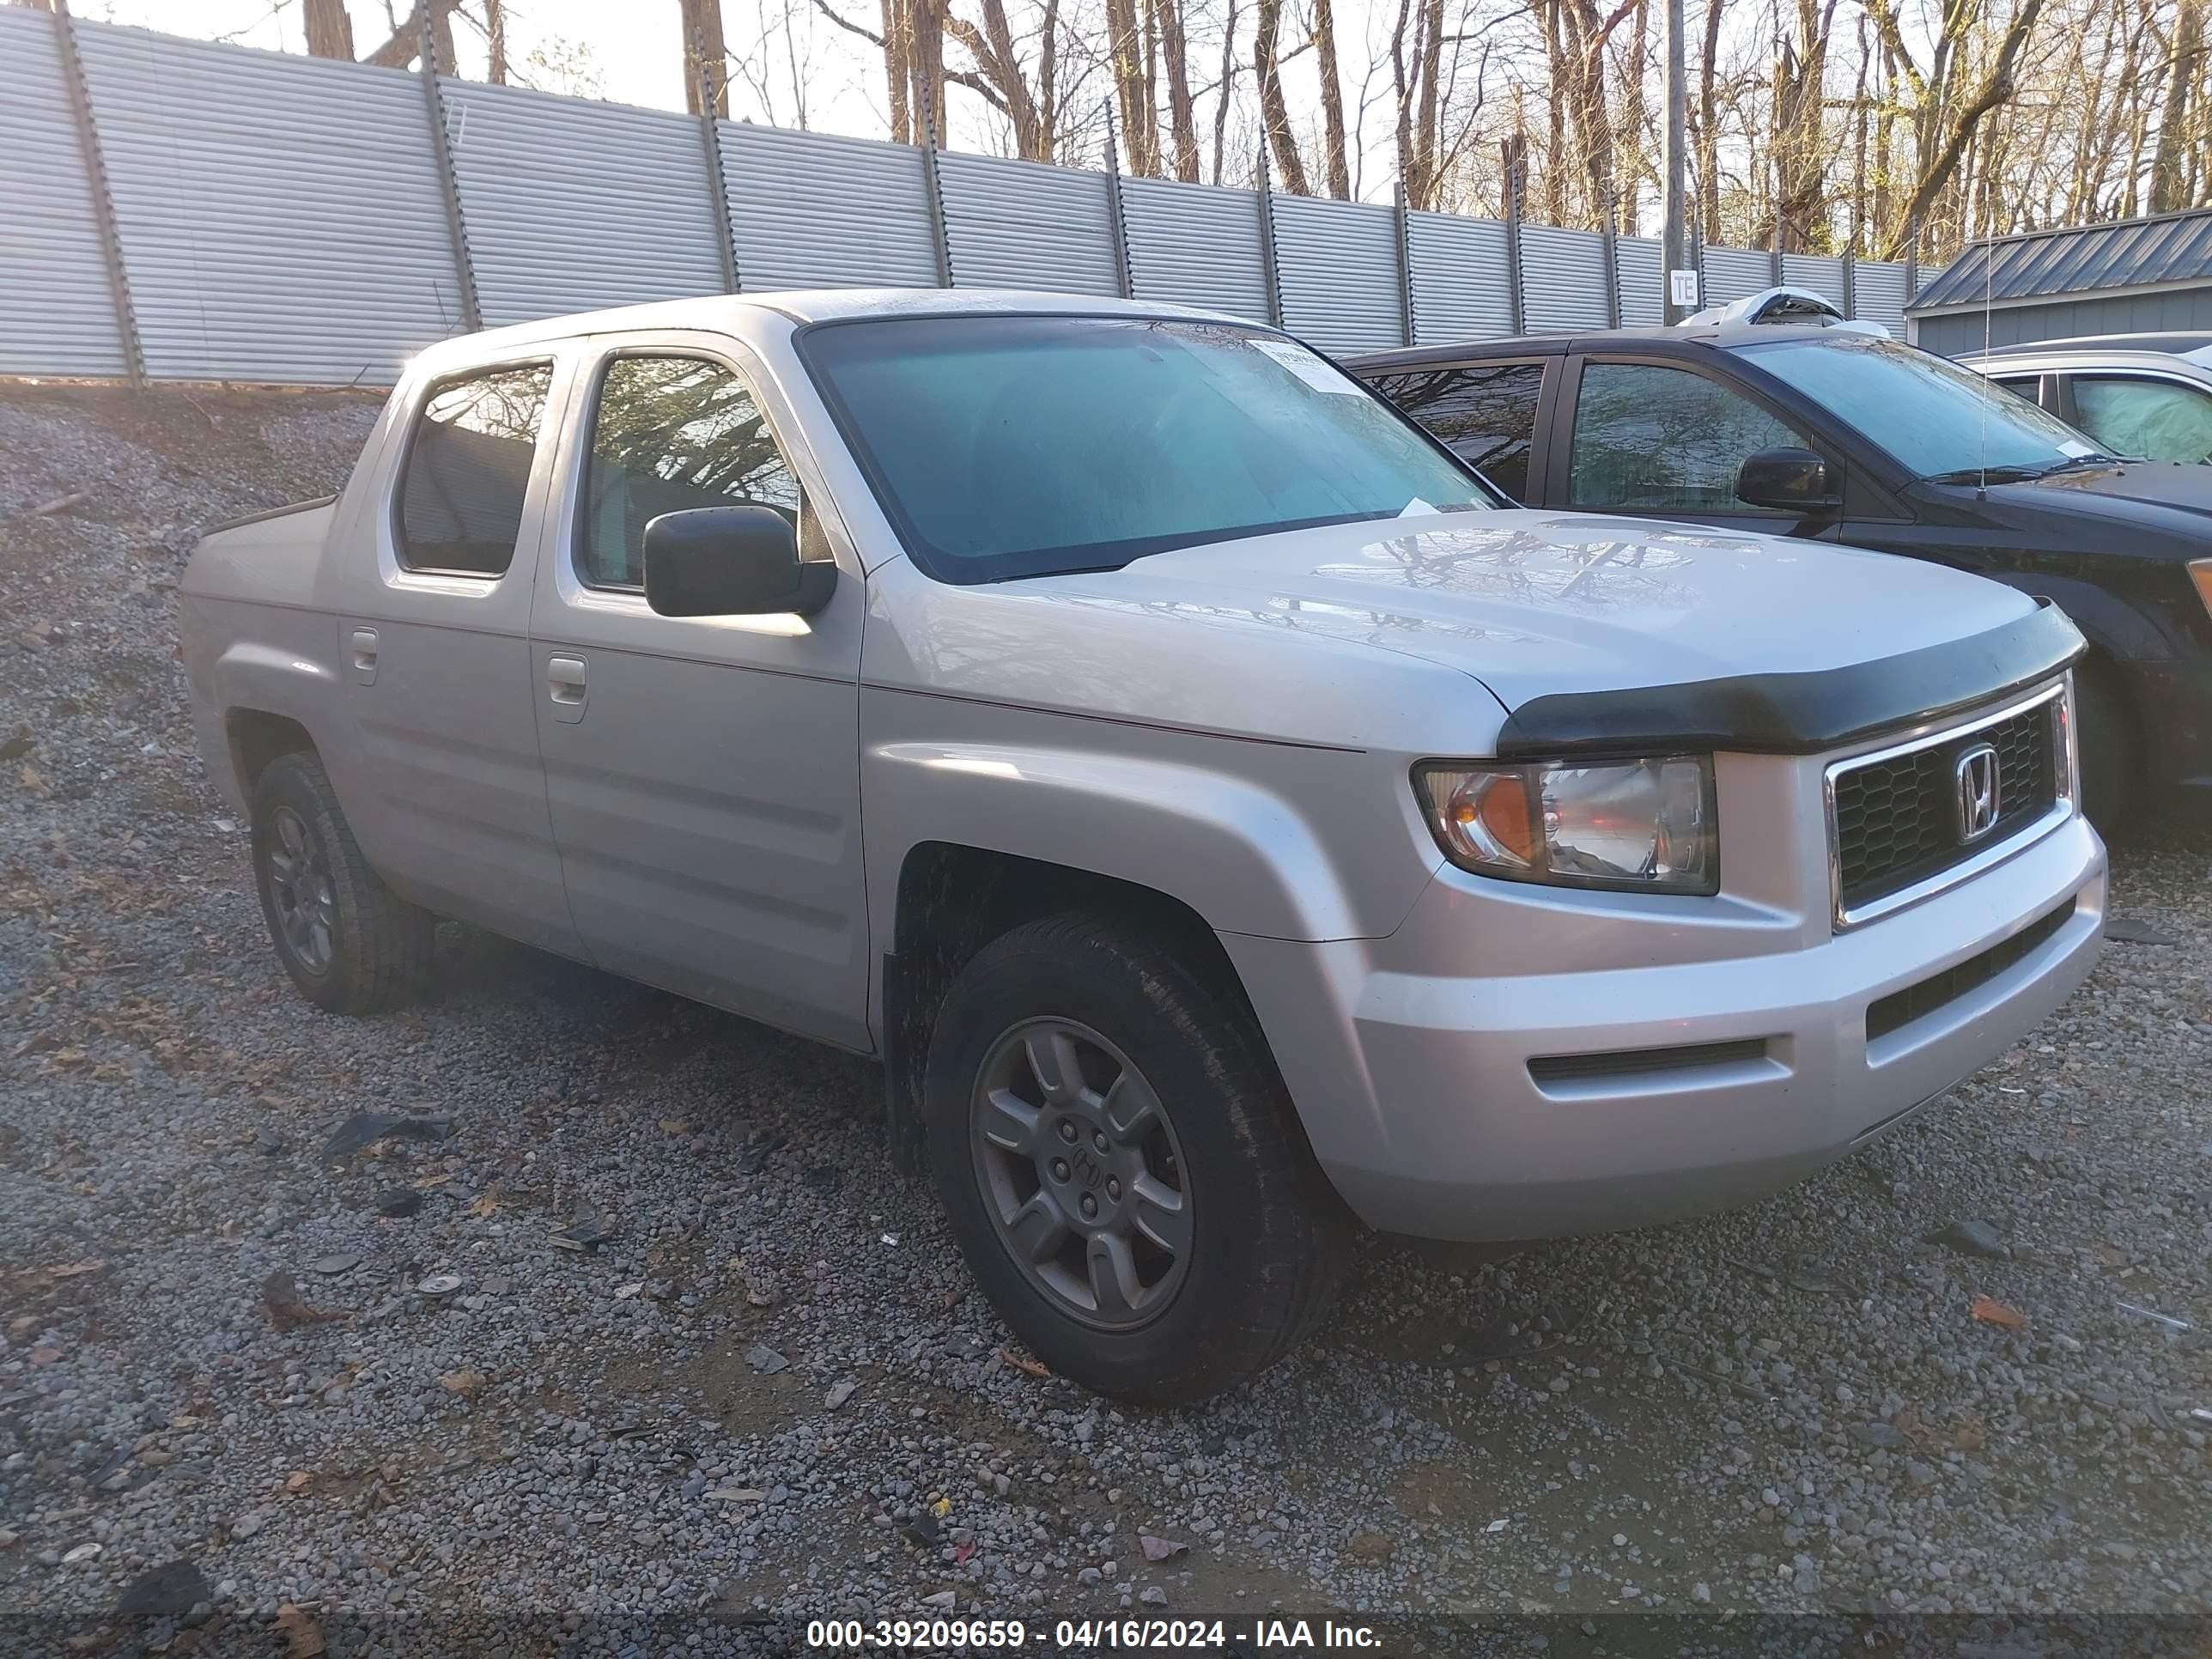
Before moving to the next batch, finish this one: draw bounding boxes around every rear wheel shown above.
[251,751,435,1013]
[924,913,1350,1406]
[2072,659,2137,832]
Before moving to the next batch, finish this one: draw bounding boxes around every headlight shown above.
[2191,558,2212,619]
[1413,756,1717,894]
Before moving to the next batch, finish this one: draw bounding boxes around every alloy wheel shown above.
[265,805,336,975]
[969,1017,1192,1330]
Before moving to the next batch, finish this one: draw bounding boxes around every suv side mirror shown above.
[1735,447,1840,514]
[642,506,836,618]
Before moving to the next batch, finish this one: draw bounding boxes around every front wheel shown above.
[251,751,435,1013]
[924,913,1350,1406]
[2072,660,2138,832]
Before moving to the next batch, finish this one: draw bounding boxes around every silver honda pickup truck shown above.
[180,290,2106,1403]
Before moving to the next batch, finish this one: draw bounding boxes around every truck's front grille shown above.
[1830,690,2063,920]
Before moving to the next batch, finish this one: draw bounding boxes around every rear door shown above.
[329,352,583,957]
[1358,358,1553,502]
[1547,351,1845,538]
[528,331,872,1050]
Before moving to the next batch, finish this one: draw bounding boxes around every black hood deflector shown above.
[1495,601,2085,758]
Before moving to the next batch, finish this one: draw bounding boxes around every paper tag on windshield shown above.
[1253,337,1363,395]
[1399,498,1441,518]
[2058,438,2096,457]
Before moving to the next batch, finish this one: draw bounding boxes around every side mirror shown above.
[1735,447,1840,514]
[642,506,836,618]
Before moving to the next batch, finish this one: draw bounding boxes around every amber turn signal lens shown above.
[2190,559,2212,620]
[1452,773,1534,864]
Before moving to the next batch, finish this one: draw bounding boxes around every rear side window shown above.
[1568,361,1808,513]
[1364,362,1545,501]
[396,363,554,576]
[576,355,801,589]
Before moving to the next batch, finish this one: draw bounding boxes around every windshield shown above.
[800,314,1493,583]
[1733,332,2110,483]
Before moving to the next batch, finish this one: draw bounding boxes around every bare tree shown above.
[483,0,506,83]
[1107,0,1163,172]
[945,0,1065,159]
[2152,0,2204,210]
[304,0,356,59]
[1866,0,2054,255]
[1157,0,1202,179]
[1254,0,1310,191]
[1771,0,1840,249]
[1311,0,1352,196]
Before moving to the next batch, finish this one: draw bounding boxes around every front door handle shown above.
[547,653,587,724]
[349,628,379,685]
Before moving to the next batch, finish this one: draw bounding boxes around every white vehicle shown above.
[179,291,2106,1402]
[1959,331,2212,465]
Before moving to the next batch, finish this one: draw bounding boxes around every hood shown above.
[2008,455,2212,513]
[1029,508,2040,713]
[1990,457,2212,527]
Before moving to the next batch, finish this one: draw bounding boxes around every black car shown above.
[1352,295,2212,822]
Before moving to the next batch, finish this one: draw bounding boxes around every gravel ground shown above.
[2,385,2209,1658]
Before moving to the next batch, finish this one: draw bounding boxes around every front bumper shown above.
[1224,793,2106,1243]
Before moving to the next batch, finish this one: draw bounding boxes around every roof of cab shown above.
[1346,318,1850,372]
[410,288,1251,366]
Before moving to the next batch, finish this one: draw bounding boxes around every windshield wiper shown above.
[1921,453,2119,487]
[1919,464,2049,485]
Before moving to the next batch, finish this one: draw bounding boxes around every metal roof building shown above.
[1908,208,2212,355]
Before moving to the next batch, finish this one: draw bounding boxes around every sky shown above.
[73,0,1414,202]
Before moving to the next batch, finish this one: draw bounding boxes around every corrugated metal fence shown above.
[0,9,1932,387]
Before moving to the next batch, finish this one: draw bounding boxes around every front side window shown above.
[1567,362,1809,513]
[1364,362,1545,501]
[799,315,1493,584]
[397,362,553,576]
[577,355,801,588]
[1736,334,2108,482]
[2070,375,2212,465]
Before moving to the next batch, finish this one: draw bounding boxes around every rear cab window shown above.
[1360,362,1547,501]
[394,362,555,576]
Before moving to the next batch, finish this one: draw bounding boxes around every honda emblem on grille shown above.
[1954,743,2001,842]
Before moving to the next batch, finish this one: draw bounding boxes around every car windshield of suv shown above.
[801,314,1493,582]
[1733,332,2112,483]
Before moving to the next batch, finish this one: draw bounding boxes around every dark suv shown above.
[1352,299,2212,821]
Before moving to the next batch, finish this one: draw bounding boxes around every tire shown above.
[923,912,1351,1406]
[250,750,435,1014]
[2072,659,2138,833]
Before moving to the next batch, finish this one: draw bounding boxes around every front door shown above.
[529,336,871,1050]
[2061,371,2212,465]
[329,355,582,957]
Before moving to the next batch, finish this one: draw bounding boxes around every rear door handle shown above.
[349,628,379,685]
[547,653,587,724]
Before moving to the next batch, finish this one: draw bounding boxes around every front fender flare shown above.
[865,739,1389,947]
